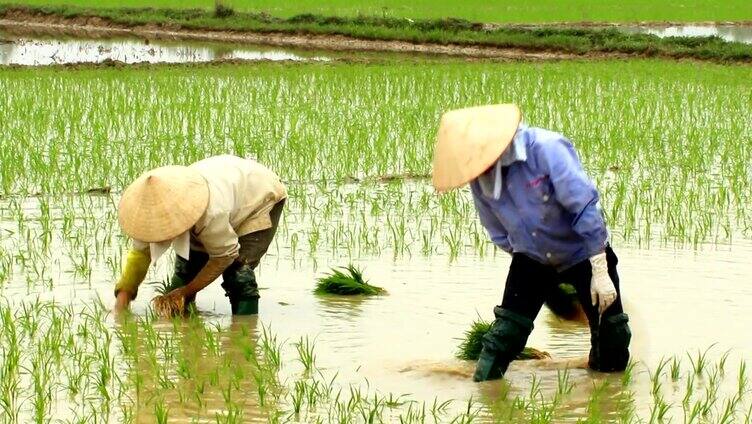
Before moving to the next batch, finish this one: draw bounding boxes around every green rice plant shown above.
[738,360,748,398]
[682,373,695,407]
[294,336,317,372]
[648,394,670,423]
[456,318,550,361]
[154,397,169,424]
[650,357,669,396]
[670,356,681,381]
[717,394,740,424]
[556,368,574,396]
[314,264,384,296]
[258,324,283,373]
[290,380,306,415]
[687,346,715,375]
[718,349,731,375]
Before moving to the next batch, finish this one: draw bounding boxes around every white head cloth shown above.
[148,231,190,264]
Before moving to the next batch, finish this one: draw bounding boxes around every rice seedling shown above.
[739,361,748,398]
[456,318,550,361]
[543,283,587,323]
[650,357,670,396]
[687,346,714,375]
[294,336,317,372]
[556,368,574,396]
[1,60,750,257]
[670,356,681,381]
[314,264,384,296]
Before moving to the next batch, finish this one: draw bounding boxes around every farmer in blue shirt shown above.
[432,104,631,382]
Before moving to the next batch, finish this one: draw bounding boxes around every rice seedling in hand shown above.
[152,291,187,318]
[456,319,550,361]
[544,283,588,323]
[314,264,384,296]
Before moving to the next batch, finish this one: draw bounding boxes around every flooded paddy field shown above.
[1,58,751,422]
[0,32,330,65]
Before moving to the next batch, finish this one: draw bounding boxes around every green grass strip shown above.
[2,0,752,23]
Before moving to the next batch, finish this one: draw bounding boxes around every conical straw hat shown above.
[118,166,209,243]
[432,104,521,192]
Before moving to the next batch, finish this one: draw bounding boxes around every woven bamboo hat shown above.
[118,166,209,243]
[432,104,521,192]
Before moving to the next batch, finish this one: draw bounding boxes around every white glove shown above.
[589,252,616,315]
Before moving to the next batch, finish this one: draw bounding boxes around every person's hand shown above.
[114,291,132,313]
[152,287,188,317]
[589,252,616,315]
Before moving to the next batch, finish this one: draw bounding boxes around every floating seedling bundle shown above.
[315,264,385,295]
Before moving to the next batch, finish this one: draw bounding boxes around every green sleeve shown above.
[114,248,151,300]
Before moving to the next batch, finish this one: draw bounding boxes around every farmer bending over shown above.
[432,104,631,382]
[113,155,286,316]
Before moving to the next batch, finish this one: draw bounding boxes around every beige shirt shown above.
[134,155,287,259]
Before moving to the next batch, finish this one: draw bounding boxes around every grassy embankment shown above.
[2,0,752,23]
[1,4,752,62]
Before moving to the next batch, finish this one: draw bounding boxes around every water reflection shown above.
[0,35,329,65]
[622,24,752,44]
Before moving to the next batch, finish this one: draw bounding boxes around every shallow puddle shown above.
[0,33,329,65]
[621,24,752,44]
[1,193,751,422]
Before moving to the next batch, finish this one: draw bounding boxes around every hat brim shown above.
[118,166,209,243]
[431,104,521,192]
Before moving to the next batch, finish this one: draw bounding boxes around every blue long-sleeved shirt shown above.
[471,126,608,271]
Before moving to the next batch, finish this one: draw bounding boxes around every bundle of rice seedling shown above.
[150,279,177,296]
[152,293,186,318]
[457,318,550,361]
[545,283,588,323]
[150,280,197,317]
[314,264,384,295]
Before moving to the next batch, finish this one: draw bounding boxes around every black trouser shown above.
[489,246,631,373]
[167,200,285,305]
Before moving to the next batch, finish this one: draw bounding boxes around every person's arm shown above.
[538,136,615,313]
[538,137,608,258]
[164,213,239,300]
[471,183,513,254]
[113,242,151,311]
[179,256,234,299]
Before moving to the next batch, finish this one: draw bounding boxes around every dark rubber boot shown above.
[222,262,260,315]
[589,313,631,372]
[473,307,535,382]
[235,298,259,315]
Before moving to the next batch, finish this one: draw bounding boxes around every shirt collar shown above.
[500,124,528,166]
[476,124,528,200]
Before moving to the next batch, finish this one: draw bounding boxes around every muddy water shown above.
[2,193,751,421]
[622,24,752,44]
[0,33,329,65]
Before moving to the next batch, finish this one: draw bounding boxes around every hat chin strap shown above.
[150,231,190,264]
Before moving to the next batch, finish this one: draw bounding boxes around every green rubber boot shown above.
[473,307,534,382]
[233,298,259,315]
